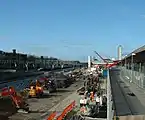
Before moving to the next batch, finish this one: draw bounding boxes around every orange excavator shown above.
[94,51,120,68]
[0,86,29,114]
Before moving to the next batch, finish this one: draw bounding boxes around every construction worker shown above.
[9,86,17,96]
[80,105,87,114]
[80,96,88,114]
[95,95,100,106]
[80,96,85,107]
[80,96,88,106]
[90,91,94,102]
[99,95,103,106]
[36,80,41,87]
[29,86,36,97]
[87,85,91,94]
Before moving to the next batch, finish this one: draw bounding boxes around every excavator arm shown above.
[94,51,119,68]
[94,51,108,63]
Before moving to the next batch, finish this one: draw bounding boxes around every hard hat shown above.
[30,86,34,89]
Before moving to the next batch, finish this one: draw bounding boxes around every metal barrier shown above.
[107,69,114,120]
[121,66,145,89]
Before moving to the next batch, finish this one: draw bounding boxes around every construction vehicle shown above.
[46,80,57,92]
[28,80,44,98]
[39,77,57,92]
[0,86,29,115]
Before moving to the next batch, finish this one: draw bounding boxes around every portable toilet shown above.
[103,69,108,77]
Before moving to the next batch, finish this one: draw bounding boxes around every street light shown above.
[130,53,136,83]
[124,55,127,68]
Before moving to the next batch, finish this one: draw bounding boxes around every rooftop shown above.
[124,45,145,59]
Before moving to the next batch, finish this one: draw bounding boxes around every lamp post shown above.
[130,53,136,83]
[25,62,28,72]
[124,55,127,69]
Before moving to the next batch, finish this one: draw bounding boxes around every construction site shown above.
[46,65,108,120]
[44,51,117,120]
[3,48,145,120]
[0,50,114,120]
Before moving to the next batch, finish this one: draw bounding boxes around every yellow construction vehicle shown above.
[28,81,43,98]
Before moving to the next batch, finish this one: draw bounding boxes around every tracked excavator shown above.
[0,86,29,117]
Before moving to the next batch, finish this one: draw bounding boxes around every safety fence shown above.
[121,66,145,89]
[47,100,76,120]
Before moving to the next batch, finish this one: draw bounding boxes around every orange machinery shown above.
[0,86,29,112]
[28,80,44,98]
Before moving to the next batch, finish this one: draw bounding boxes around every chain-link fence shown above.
[121,64,145,89]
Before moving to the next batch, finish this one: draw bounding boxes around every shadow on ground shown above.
[0,115,9,120]
[40,94,62,99]
[56,89,73,93]
[28,94,62,100]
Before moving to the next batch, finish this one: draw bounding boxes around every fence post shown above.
[142,64,145,89]
[139,63,142,88]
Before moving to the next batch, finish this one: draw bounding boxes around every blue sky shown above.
[0,0,145,61]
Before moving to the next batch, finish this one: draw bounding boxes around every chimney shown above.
[12,49,16,54]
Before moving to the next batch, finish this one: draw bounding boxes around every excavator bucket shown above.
[0,96,17,116]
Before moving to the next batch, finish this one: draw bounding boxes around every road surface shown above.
[110,68,145,116]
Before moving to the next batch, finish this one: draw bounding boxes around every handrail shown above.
[107,69,114,120]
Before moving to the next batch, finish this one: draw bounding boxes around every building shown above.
[88,56,91,68]
[0,49,81,70]
[118,45,122,60]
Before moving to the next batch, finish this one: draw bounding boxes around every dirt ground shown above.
[8,78,84,120]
